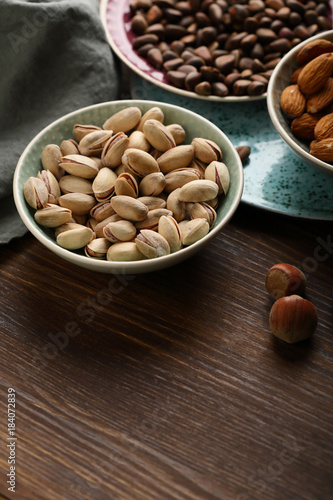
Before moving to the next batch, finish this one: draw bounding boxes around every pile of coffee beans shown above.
[129,0,332,97]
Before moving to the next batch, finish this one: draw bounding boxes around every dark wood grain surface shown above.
[0,202,332,500]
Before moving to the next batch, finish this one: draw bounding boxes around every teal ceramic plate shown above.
[130,74,333,220]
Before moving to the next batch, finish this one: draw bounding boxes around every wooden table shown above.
[0,202,332,500]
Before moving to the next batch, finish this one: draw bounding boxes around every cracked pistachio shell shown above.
[166,188,186,222]
[34,203,72,228]
[164,168,200,193]
[37,169,61,204]
[157,145,194,174]
[90,200,116,222]
[188,158,206,178]
[190,202,216,227]
[150,148,163,160]
[135,107,164,132]
[103,106,142,133]
[205,161,230,195]
[178,179,219,202]
[41,144,64,180]
[95,214,123,238]
[24,177,49,209]
[111,195,148,221]
[73,124,101,142]
[122,148,159,178]
[55,222,84,238]
[158,215,182,253]
[60,139,79,156]
[78,130,113,157]
[56,226,94,250]
[181,218,210,246]
[139,172,166,197]
[59,193,96,215]
[191,138,222,163]
[59,175,93,195]
[85,238,111,259]
[102,132,130,168]
[107,241,146,262]
[207,196,219,210]
[166,123,186,145]
[90,156,104,170]
[73,214,88,225]
[103,220,137,242]
[137,196,166,211]
[92,167,117,201]
[86,217,98,233]
[135,208,173,231]
[128,130,151,152]
[60,154,99,179]
[143,119,176,152]
[135,229,170,259]
[114,172,139,198]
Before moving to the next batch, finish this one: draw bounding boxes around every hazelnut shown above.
[265,263,306,299]
[269,295,318,343]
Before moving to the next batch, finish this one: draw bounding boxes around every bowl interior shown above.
[14,100,243,273]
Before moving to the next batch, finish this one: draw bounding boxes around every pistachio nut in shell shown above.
[115,172,139,198]
[37,170,61,204]
[59,193,96,215]
[95,214,122,238]
[135,229,170,259]
[90,200,116,222]
[158,215,182,253]
[166,188,186,222]
[103,220,137,242]
[166,123,186,145]
[56,226,94,250]
[190,202,216,227]
[181,218,210,245]
[204,161,230,195]
[60,139,79,156]
[135,208,173,231]
[103,106,142,132]
[55,222,84,237]
[157,145,194,173]
[92,167,117,202]
[73,124,101,142]
[86,217,98,234]
[135,106,164,132]
[60,154,99,179]
[128,130,150,152]
[122,148,160,177]
[188,158,206,178]
[34,204,72,228]
[78,129,113,157]
[137,196,166,211]
[139,172,166,196]
[143,119,176,152]
[164,168,200,193]
[41,144,64,180]
[178,179,219,202]
[107,241,146,262]
[59,175,93,196]
[111,195,149,221]
[85,238,111,259]
[102,132,130,168]
[24,177,49,209]
[191,138,222,163]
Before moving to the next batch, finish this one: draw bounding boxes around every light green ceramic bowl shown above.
[13,100,243,274]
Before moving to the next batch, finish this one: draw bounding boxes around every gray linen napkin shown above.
[0,0,120,244]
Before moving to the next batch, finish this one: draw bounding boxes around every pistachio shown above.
[207,196,219,210]
[135,229,170,258]
[111,195,149,221]
[139,172,166,196]
[34,203,72,227]
[60,154,99,179]
[103,106,142,132]
[85,238,111,259]
[58,193,96,215]
[122,148,160,177]
[102,132,130,168]
[78,130,113,157]
[114,172,139,198]
[73,124,101,142]
[90,200,116,222]
[166,123,186,145]
[55,222,84,237]
[59,175,93,196]
[90,156,104,170]
[137,196,167,210]
[190,202,216,227]
[41,144,64,180]
[191,138,222,163]
[135,208,173,231]
[157,145,194,173]
[128,130,151,152]
[56,226,94,250]
[24,177,49,210]
[158,215,182,252]
[164,168,200,193]
[205,161,230,195]
[181,218,210,245]
[95,214,123,238]
[188,158,207,178]
[60,139,79,156]
[92,167,118,202]
[136,106,164,132]
[37,170,61,204]
[103,220,137,242]
[86,217,98,234]
[107,241,146,262]
[178,179,219,202]
[166,187,186,222]
[143,119,176,151]
[73,214,88,226]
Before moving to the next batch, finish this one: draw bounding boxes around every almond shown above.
[290,66,304,84]
[314,113,333,141]
[280,84,306,119]
[291,113,322,140]
[296,39,333,66]
[307,78,333,114]
[310,137,333,162]
[298,53,333,95]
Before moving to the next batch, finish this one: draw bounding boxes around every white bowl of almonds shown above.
[267,30,333,177]
[13,100,243,274]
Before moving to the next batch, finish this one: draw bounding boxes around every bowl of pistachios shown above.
[13,100,243,274]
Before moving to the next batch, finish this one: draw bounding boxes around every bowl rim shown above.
[267,30,333,176]
[13,99,244,273]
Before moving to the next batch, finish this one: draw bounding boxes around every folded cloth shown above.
[0,0,120,244]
